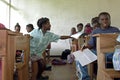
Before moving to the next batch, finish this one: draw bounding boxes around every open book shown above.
[72,48,97,66]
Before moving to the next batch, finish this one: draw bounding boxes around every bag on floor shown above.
[61,49,71,60]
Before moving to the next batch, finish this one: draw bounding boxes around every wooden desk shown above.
[95,33,120,80]
[0,30,19,80]
[15,35,30,80]
[0,30,30,80]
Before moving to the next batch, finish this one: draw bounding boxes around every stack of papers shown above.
[73,48,97,66]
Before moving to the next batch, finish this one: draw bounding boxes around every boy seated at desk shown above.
[79,12,120,80]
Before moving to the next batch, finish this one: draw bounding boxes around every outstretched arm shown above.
[60,36,71,39]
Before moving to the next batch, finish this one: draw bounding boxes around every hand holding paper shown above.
[71,32,83,39]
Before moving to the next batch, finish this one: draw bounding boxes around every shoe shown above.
[37,75,49,80]
[44,66,51,71]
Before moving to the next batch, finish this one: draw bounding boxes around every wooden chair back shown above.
[15,35,30,80]
[95,33,120,80]
[0,30,18,80]
[0,30,30,80]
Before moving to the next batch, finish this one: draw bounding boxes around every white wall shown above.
[10,0,120,34]
[50,39,71,55]
[1,0,120,55]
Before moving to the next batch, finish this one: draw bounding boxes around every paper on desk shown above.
[73,48,97,66]
[71,32,83,39]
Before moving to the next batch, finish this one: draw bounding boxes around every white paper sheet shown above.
[71,32,83,39]
[116,34,120,42]
[73,48,97,66]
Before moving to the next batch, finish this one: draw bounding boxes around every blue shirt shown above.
[30,29,60,57]
[88,26,120,50]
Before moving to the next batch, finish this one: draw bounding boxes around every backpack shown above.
[61,49,71,60]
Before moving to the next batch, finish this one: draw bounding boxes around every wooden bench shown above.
[15,34,30,80]
[95,33,120,80]
[0,30,30,80]
[0,30,17,80]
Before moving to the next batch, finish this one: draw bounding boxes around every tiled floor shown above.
[43,57,77,80]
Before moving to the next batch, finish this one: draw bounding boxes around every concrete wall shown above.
[10,0,120,34]
[8,0,120,55]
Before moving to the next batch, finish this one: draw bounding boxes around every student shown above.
[76,23,83,32]
[83,12,120,50]
[79,12,120,80]
[70,27,78,51]
[91,17,100,30]
[26,24,34,33]
[0,23,6,29]
[70,27,77,35]
[70,27,77,41]
[84,23,93,35]
[30,17,71,80]
[14,23,21,33]
[14,23,23,62]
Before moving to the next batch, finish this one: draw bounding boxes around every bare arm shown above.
[81,43,93,51]
[24,34,33,39]
[60,36,71,39]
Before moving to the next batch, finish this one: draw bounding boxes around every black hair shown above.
[98,12,111,26]
[98,12,111,20]
[77,23,83,27]
[91,17,99,25]
[26,24,34,29]
[37,17,49,29]
[15,23,21,28]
